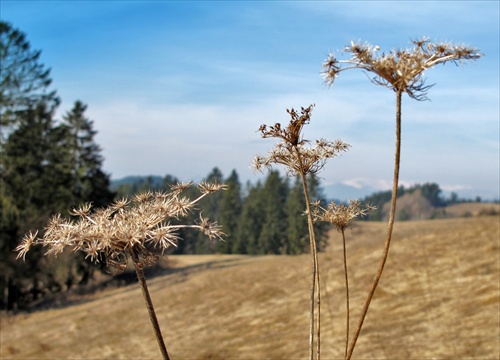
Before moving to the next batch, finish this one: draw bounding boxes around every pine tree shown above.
[162,174,179,189]
[1,103,74,309]
[3,103,73,215]
[217,169,242,254]
[190,167,224,254]
[60,101,114,285]
[257,171,289,254]
[0,21,59,130]
[306,173,330,251]
[0,23,115,309]
[285,177,308,254]
[234,181,265,254]
[1,21,61,308]
[61,101,114,208]
[1,101,115,308]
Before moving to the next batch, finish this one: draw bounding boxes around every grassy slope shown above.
[1,216,499,359]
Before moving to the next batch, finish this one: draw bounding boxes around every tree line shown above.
[360,182,484,221]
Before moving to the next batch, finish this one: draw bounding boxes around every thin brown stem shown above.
[316,267,321,360]
[300,171,319,360]
[341,229,350,359]
[296,147,321,360]
[130,249,170,360]
[346,90,402,360]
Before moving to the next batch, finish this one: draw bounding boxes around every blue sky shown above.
[2,1,499,200]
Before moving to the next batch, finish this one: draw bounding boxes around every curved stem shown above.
[299,171,320,360]
[341,229,350,359]
[130,249,170,360]
[346,90,403,360]
[295,146,321,360]
[316,268,321,360]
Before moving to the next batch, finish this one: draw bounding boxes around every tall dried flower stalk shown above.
[322,37,481,359]
[253,104,350,360]
[16,181,226,360]
[312,200,375,358]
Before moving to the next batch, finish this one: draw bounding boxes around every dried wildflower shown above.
[253,105,350,176]
[16,182,226,270]
[322,37,482,100]
[16,181,226,360]
[312,199,375,358]
[322,38,481,360]
[312,200,375,232]
[254,104,350,360]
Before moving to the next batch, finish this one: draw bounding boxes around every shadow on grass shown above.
[20,255,259,314]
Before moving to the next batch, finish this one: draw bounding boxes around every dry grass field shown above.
[1,215,499,359]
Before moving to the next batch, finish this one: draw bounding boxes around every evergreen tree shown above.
[162,174,179,189]
[217,169,242,253]
[200,167,224,220]
[1,103,74,309]
[191,167,224,254]
[284,174,329,254]
[0,21,60,308]
[258,171,289,254]
[0,21,59,130]
[306,173,330,251]
[285,177,308,254]
[3,103,73,215]
[420,183,445,207]
[234,181,265,254]
[61,101,114,208]
[59,101,114,285]
[0,23,115,309]
[1,101,114,307]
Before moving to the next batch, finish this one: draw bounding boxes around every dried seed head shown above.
[16,182,226,272]
[254,105,350,176]
[322,37,482,100]
[259,105,314,146]
[312,200,376,232]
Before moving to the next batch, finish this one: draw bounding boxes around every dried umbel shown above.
[312,199,375,232]
[322,37,482,100]
[16,181,226,271]
[322,37,481,360]
[253,105,350,176]
[312,199,375,358]
[16,181,226,360]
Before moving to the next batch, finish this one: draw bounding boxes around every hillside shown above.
[379,190,499,221]
[1,216,499,359]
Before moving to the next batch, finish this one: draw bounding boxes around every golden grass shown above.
[445,202,500,218]
[2,216,499,359]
